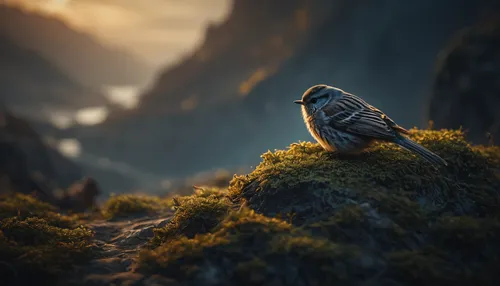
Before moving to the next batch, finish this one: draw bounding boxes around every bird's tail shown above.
[395,137,448,167]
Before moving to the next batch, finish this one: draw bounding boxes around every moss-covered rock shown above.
[139,209,377,286]
[0,194,96,286]
[101,194,172,220]
[150,190,231,247]
[0,193,81,228]
[228,129,499,223]
[138,129,500,285]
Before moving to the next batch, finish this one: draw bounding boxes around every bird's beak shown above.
[294,100,304,105]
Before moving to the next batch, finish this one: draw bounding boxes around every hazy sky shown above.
[8,0,232,66]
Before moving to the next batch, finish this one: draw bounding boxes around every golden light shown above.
[57,138,81,158]
[4,0,232,66]
[103,85,142,109]
[44,0,70,12]
[75,106,109,125]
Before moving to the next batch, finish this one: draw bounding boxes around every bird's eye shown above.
[310,98,318,104]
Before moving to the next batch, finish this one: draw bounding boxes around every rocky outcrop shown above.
[139,129,500,285]
[428,18,500,145]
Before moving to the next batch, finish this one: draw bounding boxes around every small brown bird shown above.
[294,84,448,167]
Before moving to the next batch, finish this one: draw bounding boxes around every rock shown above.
[114,225,155,248]
[84,272,144,286]
[429,19,500,144]
[138,129,500,285]
[57,177,101,212]
[86,257,126,275]
[142,275,180,286]
[122,258,136,272]
[156,218,171,228]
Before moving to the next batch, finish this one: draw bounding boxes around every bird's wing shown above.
[368,104,410,135]
[323,94,405,140]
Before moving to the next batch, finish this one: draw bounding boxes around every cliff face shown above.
[66,0,500,181]
[134,0,333,115]
[0,5,153,87]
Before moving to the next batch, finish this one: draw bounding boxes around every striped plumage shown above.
[294,84,448,167]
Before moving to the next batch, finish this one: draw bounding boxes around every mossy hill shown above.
[1,129,499,286]
[141,129,500,286]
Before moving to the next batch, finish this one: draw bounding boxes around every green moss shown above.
[430,216,500,261]
[0,216,95,285]
[139,208,372,285]
[191,186,228,199]
[136,129,500,284]
[386,249,459,285]
[150,193,231,246]
[307,204,413,252]
[0,194,96,284]
[0,193,77,228]
[0,193,55,217]
[475,145,500,167]
[101,194,171,220]
[228,129,500,222]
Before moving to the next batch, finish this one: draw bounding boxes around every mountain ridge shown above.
[0,4,154,88]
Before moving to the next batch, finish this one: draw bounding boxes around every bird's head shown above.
[294,84,343,115]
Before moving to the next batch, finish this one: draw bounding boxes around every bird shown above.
[294,84,448,167]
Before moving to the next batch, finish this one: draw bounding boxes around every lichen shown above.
[101,194,171,220]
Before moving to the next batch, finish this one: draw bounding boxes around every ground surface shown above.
[1,129,499,286]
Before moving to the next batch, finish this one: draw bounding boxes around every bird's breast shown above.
[303,112,336,152]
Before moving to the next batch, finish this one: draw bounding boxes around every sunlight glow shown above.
[57,138,81,158]
[239,68,275,97]
[75,106,109,125]
[5,0,232,66]
[49,112,74,129]
[102,85,142,109]
[44,0,70,12]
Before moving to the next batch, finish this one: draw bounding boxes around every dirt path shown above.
[67,214,179,286]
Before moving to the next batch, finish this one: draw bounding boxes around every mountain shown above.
[0,5,154,88]
[0,107,83,197]
[0,34,107,118]
[130,0,336,116]
[58,0,500,183]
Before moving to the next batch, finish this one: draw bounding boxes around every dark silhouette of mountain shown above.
[429,17,500,145]
[0,34,107,116]
[130,0,335,116]
[0,107,83,198]
[0,5,154,88]
[58,0,500,185]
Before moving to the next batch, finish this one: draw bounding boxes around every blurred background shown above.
[0,0,499,207]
